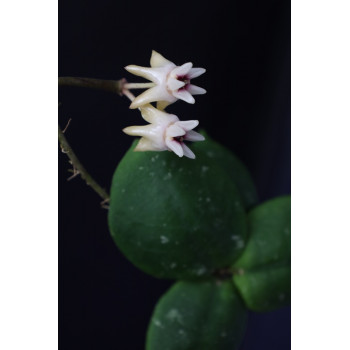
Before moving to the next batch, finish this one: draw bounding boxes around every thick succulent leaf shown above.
[198,131,258,210]
[233,262,290,312]
[234,195,291,269]
[108,140,247,279]
[146,280,248,350]
[232,196,291,312]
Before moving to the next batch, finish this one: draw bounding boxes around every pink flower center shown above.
[177,75,190,91]
[174,136,185,143]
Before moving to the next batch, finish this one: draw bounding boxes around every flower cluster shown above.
[123,51,206,159]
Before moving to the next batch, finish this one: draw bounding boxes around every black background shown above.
[59,0,291,349]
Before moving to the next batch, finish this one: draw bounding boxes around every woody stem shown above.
[58,76,126,204]
[58,124,109,203]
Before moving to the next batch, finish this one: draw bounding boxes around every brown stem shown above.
[58,76,124,204]
[58,124,109,203]
[58,77,125,95]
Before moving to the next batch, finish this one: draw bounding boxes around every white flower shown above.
[125,50,206,109]
[123,104,205,159]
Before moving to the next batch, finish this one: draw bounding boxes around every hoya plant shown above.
[59,51,291,350]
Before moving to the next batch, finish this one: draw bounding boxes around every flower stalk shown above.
[124,82,156,89]
[58,77,125,95]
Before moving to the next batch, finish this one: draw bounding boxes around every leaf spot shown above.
[196,266,207,276]
[236,239,245,249]
[207,151,214,158]
[201,165,209,173]
[153,319,163,328]
[163,172,172,180]
[166,309,183,324]
[160,236,169,244]
[178,329,186,335]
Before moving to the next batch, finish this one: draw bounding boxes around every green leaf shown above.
[199,131,258,210]
[232,196,291,312]
[108,139,247,279]
[233,263,291,312]
[233,195,291,269]
[146,280,248,350]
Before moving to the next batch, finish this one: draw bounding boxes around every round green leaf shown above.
[108,140,247,279]
[233,263,291,312]
[233,195,291,269]
[232,196,291,312]
[146,280,248,350]
[199,131,258,210]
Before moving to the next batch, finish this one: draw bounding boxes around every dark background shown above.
[59,0,291,349]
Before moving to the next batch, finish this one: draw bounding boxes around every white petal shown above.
[167,77,185,91]
[130,86,171,109]
[157,100,172,110]
[172,89,195,104]
[125,65,160,83]
[139,104,171,124]
[122,125,142,136]
[138,104,157,123]
[166,124,186,138]
[187,68,206,79]
[134,137,159,151]
[150,50,174,68]
[182,143,196,159]
[184,130,205,142]
[175,120,199,131]
[122,124,155,137]
[166,139,184,157]
[187,84,207,95]
[171,62,193,77]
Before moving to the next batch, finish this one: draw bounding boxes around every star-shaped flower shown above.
[123,104,205,159]
[125,51,206,109]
